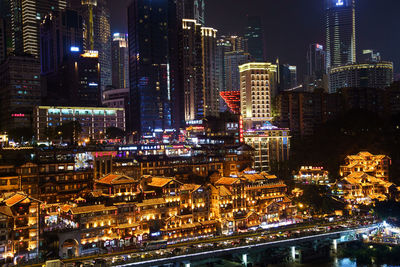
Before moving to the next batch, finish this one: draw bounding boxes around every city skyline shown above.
[110,0,400,77]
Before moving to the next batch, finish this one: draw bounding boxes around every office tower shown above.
[307,44,326,79]
[182,19,203,121]
[276,90,333,137]
[306,43,326,91]
[40,9,84,75]
[0,18,5,63]
[128,0,183,134]
[239,62,277,130]
[182,0,205,25]
[245,16,265,62]
[45,49,101,107]
[225,51,251,92]
[361,49,381,62]
[9,0,67,56]
[72,0,111,91]
[111,33,129,89]
[201,27,219,117]
[325,0,356,69]
[277,64,297,92]
[216,38,232,95]
[329,62,393,93]
[63,50,101,107]
[0,55,41,131]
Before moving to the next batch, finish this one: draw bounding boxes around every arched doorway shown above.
[61,239,79,258]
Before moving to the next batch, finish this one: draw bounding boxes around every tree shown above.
[8,127,34,143]
[105,127,125,139]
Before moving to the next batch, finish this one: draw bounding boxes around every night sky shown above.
[110,0,400,78]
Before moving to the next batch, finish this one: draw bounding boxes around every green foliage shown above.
[374,200,400,220]
[290,109,400,183]
[8,127,33,142]
[106,127,125,139]
[296,185,344,214]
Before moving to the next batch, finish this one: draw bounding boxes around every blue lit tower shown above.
[245,16,265,62]
[128,0,183,135]
[325,0,356,69]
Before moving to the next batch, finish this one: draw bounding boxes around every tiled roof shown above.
[3,192,29,207]
[147,177,174,188]
[180,184,201,192]
[70,204,116,215]
[136,198,166,207]
[97,174,137,185]
[217,186,232,197]
[0,206,13,217]
[215,177,239,186]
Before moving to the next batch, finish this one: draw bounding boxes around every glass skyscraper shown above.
[128,0,183,135]
[325,0,356,69]
[244,16,264,62]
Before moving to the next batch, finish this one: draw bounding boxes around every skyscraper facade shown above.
[325,0,356,69]
[182,19,203,121]
[10,0,67,56]
[201,27,219,117]
[111,33,129,89]
[128,0,183,134]
[40,9,84,75]
[72,0,112,92]
[0,55,41,131]
[245,16,264,62]
[182,0,205,25]
[0,18,6,63]
[305,44,326,91]
[277,64,297,92]
[224,51,251,92]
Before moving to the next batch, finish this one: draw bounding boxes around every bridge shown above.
[115,225,379,267]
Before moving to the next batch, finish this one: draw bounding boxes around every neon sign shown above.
[336,0,344,6]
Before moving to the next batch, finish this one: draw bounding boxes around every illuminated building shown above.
[182,0,205,25]
[0,192,40,262]
[210,170,294,233]
[337,152,392,205]
[111,33,129,89]
[243,123,290,172]
[102,88,129,109]
[201,27,219,117]
[329,62,393,93]
[305,43,326,91]
[337,172,393,205]
[34,106,125,142]
[239,62,277,130]
[72,0,111,92]
[128,0,183,134]
[0,55,41,131]
[9,0,67,56]
[40,9,84,75]
[294,166,330,185]
[245,16,264,62]
[220,91,240,114]
[340,152,390,181]
[182,19,203,121]
[325,0,356,69]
